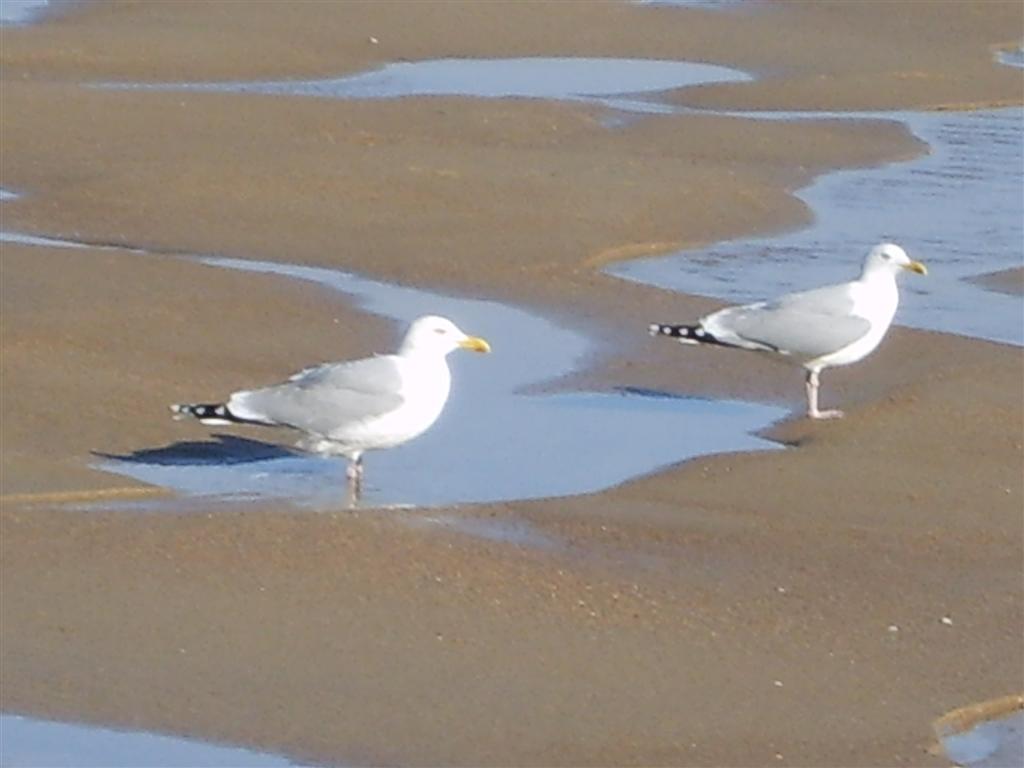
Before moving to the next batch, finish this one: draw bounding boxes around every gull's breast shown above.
[330,357,452,451]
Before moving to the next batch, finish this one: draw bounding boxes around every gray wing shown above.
[712,283,871,359]
[228,355,405,435]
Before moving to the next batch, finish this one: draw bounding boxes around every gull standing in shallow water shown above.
[650,243,927,419]
[171,315,490,499]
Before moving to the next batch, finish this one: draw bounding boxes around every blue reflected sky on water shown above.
[0,714,304,768]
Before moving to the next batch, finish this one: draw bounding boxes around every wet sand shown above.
[2,1,1022,766]
[970,267,1024,297]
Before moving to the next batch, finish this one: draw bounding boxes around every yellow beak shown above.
[459,336,491,353]
[905,260,928,275]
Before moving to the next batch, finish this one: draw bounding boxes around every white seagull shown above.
[649,243,927,419]
[171,315,490,497]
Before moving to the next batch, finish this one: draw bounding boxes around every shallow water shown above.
[0,0,49,25]
[99,388,779,510]
[609,47,1024,345]
[611,107,1024,346]
[95,258,783,509]
[0,714,303,768]
[100,57,1024,345]
[0,195,784,510]
[5,21,1022,768]
[99,57,751,109]
[937,709,1024,768]
[997,46,1024,70]
[1,229,94,249]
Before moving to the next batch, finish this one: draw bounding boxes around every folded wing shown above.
[707,283,872,359]
[228,355,406,436]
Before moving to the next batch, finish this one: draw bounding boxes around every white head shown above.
[399,315,491,357]
[861,242,928,279]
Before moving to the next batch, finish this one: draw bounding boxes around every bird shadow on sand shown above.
[93,434,297,467]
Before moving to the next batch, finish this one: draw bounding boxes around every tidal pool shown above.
[0,193,784,510]
[95,258,784,509]
[98,56,751,112]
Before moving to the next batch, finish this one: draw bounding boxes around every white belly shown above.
[809,277,899,371]
[314,357,452,457]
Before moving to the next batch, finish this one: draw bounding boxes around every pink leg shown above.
[805,369,844,420]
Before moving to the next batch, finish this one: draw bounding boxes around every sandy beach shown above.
[1,1,1022,766]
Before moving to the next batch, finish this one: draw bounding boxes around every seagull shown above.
[171,315,490,498]
[649,243,927,419]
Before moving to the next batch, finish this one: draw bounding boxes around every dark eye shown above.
[434,327,447,335]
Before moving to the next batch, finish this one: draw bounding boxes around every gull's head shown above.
[400,315,491,357]
[863,242,928,278]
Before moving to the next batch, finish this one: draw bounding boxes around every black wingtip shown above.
[650,322,696,339]
[170,402,245,424]
[649,322,729,347]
